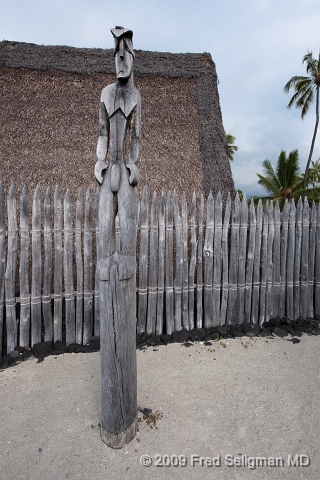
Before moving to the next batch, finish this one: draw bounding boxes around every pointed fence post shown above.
[165,192,174,334]
[53,186,63,342]
[43,187,53,342]
[156,192,165,335]
[279,200,290,318]
[196,194,204,328]
[286,200,296,319]
[19,185,30,347]
[146,192,158,335]
[308,202,317,319]
[64,190,75,344]
[203,192,214,328]
[189,193,197,330]
[0,183,5,359]
[293,197,303,318]
[244,199,256,323]
[75,189,84,344]
[173,190,182,331]
[31,185,42,346]
[251,200,262,324]
[83,187,93,344]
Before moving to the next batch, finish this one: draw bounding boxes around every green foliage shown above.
[255,149,317,208]
[284,51,320,187]
[225,132,238,161]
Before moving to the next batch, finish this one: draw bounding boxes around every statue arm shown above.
[126,94,141,186]
[95,100,109,185]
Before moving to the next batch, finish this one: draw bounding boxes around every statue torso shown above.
[101,82,140,165]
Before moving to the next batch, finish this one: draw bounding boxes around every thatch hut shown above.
[0,40,235,201]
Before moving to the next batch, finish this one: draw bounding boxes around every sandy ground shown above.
[0,334,319,480]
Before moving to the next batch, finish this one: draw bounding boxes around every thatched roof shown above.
[0,40,235,202]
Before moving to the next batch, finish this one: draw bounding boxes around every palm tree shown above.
[255,149,310,208]
[225,133,238,161]
[284,51,320,188]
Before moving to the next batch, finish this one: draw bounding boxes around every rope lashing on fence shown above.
[1,187,320,355]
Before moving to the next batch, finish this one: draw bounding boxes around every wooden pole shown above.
[43,187,53,342]
[53,186,63,342]
[19,184,30,347]
[31,185,42,346]
[0,183,5,360]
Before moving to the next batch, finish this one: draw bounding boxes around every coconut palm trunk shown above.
[304,85,319,188]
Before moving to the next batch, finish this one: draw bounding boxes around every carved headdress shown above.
[110,26,135,58]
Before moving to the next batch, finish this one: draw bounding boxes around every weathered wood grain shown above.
[181,193,189,329]
[43,187,53,342]
[286,200,296,319]
[137,187,149,334]
[212,192,222,326]
[64,189,75,344]
[300,197,310,318]
[226,193,240,325]
[237,194,248,323]
[53,186,63,342]
[31,185,42,346]
[196,194,204,328]
[19,184,30,347]
[244,199,256,323]
[279,200,290,318]
[203,192,214,328]
[308,201,317,318]
[315,202,320,318]
[265,202,274,322]
[83,187,93,344]
[5,185,18,353]
[173,190,182,331]
[94,187,100,336]
[156,192,165,335]
[293,197,302,318]
[259,202,269,326]
[220,193,231,325]
[272,201,281,318]
[0,183,5,359]
[146,192,158,335]
[165,191,174,334]
[75,189,84,344]
[188,192,197,330]
[251,200,263,324]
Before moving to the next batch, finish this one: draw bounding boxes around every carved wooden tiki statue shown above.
[95,26,141,449]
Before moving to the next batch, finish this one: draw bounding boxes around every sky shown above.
[1,0,319,196]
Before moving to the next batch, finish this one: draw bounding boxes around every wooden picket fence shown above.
[1,183,320,357]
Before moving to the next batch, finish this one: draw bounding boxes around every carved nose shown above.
[119,39,124,59]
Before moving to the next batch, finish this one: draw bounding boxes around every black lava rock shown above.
[217,325,228,335]
[189,328,206,341]
[273,327,288,338]
[161,334,172,345]
[53,340,67,353]
[136,334,144,347]
[14,346,25,354]
[172,329,189,343]
[281,317,291,325]
[32,342,53,359]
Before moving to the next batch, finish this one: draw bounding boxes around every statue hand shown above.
[95,160,108,186]
[126,163,140,187]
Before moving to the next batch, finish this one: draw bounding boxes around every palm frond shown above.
[261,159,281,188]
[285,149,300,186]
[299,88,314,118]
[284,75,310,93]
[257,174,281,196]
[303,51,319,77]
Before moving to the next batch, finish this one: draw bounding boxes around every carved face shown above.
[115,38,133,81]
